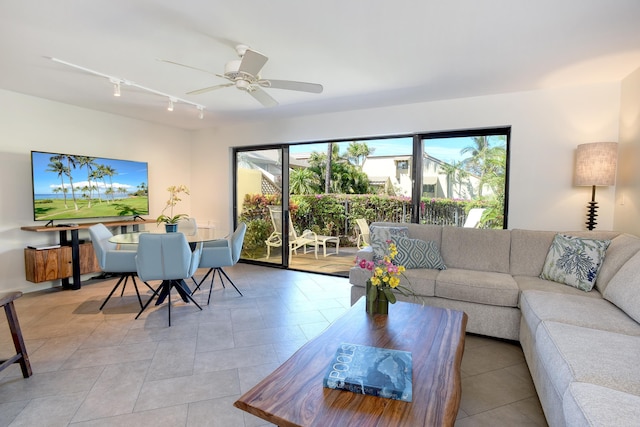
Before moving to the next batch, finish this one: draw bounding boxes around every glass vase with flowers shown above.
[355,240,415,315]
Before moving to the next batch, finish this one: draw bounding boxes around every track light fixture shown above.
[111,79,121,97]
[48,57,206,119]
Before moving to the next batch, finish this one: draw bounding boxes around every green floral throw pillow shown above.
[393,236,447,270]
[370,226,408,261]
[540,234,611,292]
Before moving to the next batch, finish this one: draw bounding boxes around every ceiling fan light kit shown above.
[163,44,324,107]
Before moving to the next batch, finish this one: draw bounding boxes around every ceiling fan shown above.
[161,44,323,107]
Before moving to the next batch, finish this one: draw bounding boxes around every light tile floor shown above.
[0,264,547,426]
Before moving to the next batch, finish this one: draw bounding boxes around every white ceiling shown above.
[2,0,640,130]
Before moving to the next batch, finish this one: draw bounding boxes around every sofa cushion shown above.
[393,236,446,270]
[435,268,519,307]
[370,225,408,261]
[603,250,640,324]
[403,223,443,246]
[536,321,640,400]
[515,275,603,299]
[401,268,438,297]
[540,234,611,292]
[510,229,557,276]
[440,227,511,273]
[595,233,640,294]
[563,382,640,427]
[519,290,640,339]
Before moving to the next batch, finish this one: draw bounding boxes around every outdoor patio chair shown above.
[265,206,283,259]
[355,218,370,249]
[265,206,318,259]
[463,208,486,228]
[288,218,320,259]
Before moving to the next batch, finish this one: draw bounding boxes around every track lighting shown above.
[111,79,121,97]
[48,57,206,119]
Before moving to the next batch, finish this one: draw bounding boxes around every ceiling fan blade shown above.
[249,87,278,107]
[158,59,218,77]
[187,83,233,95]
[265,79,324,93]
[238,49,268,76]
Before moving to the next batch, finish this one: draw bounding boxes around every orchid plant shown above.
[156,184,190,225]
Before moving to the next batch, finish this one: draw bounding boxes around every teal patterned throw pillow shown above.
[393,236,447,270]
[370,226,409,261]
[540,234,611,292]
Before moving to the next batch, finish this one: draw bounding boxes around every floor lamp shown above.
[574,142,618,230]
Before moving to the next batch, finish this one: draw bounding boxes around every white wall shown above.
[0,89,193,294]
[192,82,622,233]
[615,67,640,235]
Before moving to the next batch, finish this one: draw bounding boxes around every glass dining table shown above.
[108,227,219,245]
[108,227,220,315]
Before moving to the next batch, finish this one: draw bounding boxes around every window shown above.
[419,128,510,228]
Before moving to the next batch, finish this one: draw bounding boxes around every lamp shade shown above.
[574,142,618,186]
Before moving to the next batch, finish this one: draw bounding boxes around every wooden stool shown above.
[0,291,32,378]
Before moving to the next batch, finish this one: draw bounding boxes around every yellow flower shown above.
[388,243,398,258]
[389,276,400,288]
[358,239,418,309]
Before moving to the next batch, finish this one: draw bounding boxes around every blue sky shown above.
[289,136,481,164]
[31,151,148,194]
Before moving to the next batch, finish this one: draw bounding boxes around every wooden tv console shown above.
[21,219,154,290]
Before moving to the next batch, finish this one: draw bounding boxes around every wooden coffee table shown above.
[234,297,468,426]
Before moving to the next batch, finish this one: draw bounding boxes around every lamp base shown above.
[585,201,598,231]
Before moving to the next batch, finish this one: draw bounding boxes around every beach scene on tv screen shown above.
[31,151,149,221]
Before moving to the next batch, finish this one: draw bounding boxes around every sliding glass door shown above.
[233,127,509,276]
[234,146,289,267]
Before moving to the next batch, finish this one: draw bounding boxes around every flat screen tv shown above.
[30,150,149,223]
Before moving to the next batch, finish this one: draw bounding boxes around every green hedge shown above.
[239,193,501,258]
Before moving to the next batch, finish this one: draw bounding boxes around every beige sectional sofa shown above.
[348,222,640,427]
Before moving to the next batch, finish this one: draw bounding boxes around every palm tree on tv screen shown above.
[102,165,117,202]
[90,169,104,203]
[76,156,97,208]
[46,157,69,208]
[59,154,79,211]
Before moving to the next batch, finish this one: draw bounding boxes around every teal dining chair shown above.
[192,223,246,304]
[89,223,151,310]
[134,232,203,326]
